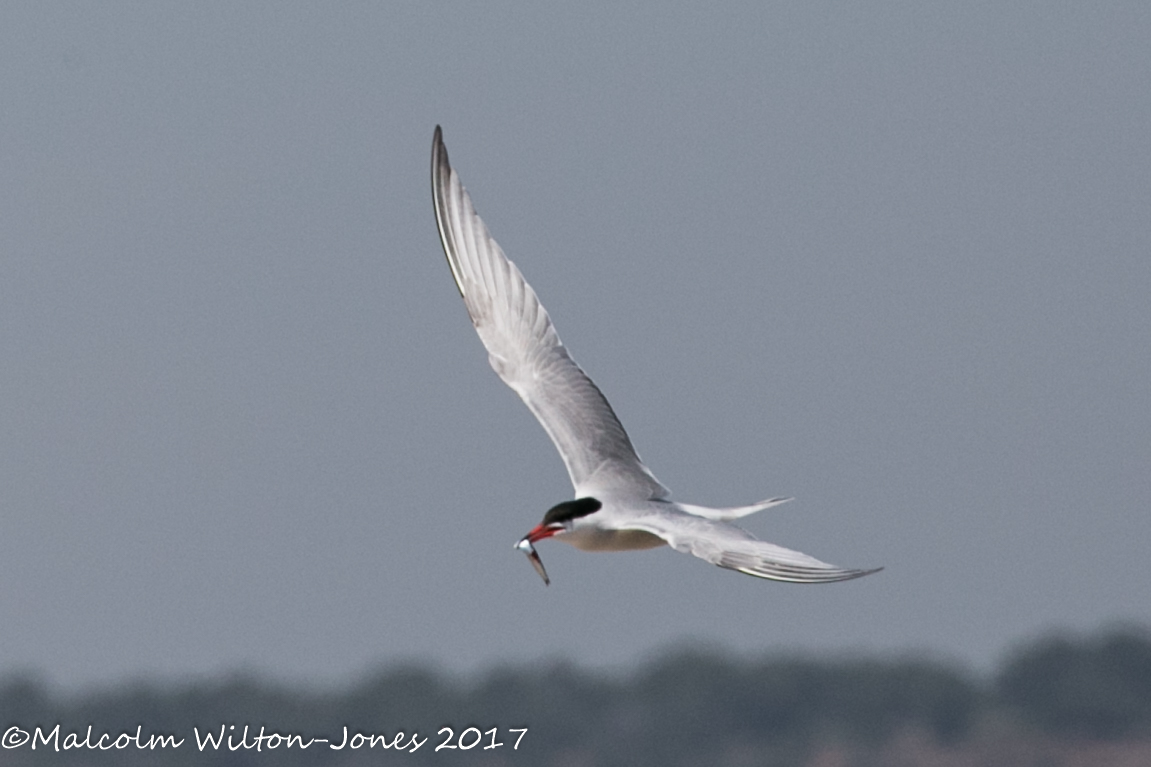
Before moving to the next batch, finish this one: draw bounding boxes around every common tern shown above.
[431,126,881,586]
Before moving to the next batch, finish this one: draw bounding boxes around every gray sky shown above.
[1,3,1148,690]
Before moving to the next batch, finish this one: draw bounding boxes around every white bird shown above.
[431,126,881,586]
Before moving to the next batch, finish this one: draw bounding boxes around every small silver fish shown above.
[515,537,550,586]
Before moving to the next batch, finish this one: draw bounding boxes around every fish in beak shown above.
[515,536,551,585]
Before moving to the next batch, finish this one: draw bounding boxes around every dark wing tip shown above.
[824,565,884,583]
[432,125,446,166]
[736,565,883,584]
[431,125,447,177]
[431,126,467,299]
[720,552,884,584]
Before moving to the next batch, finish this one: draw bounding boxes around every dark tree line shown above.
[997,627,1151,739]
[1,625,1149,766]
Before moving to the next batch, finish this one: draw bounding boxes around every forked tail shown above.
[678,496,793,521]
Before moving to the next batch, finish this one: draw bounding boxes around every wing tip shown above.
[431,125,469,299]
[729,563,884,584]
[431,124,446,168]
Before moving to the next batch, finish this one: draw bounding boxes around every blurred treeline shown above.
[2,625,1150,767]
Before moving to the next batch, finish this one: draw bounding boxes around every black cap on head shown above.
[542,497,602,526]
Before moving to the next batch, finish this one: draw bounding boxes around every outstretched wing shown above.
[621,512,881,583]
[431,127,669,501]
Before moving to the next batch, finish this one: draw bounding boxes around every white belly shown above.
[557,527,666,552]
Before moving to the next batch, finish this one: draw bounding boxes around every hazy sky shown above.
[1,3,1148,690]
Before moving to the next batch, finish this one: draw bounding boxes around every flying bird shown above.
[431,126,880,586]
